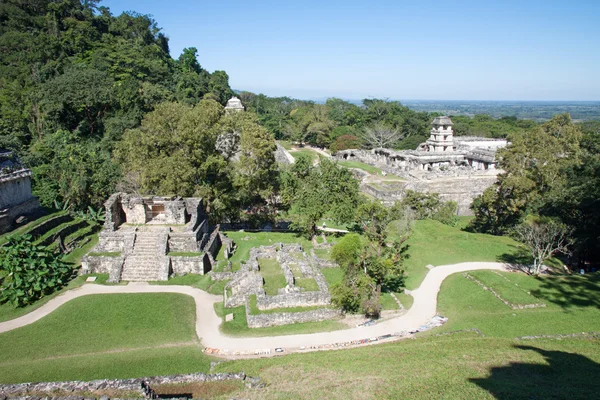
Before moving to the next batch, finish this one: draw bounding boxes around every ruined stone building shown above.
[0,150,41,234]
[224,96,245,113]
[83,193,221,282]
[334,116,508,215]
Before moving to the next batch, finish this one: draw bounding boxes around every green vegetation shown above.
[214,334,600,399]
[258,258,286,296]
[0,273,108,323]
[0,235,72,307]
[380,292,399,310]
[277,140,293,150]
[313,248,332,259]
[214,303,346,337]
[435,272,600,338]
[280,157,360,238]
[222,231,314,264]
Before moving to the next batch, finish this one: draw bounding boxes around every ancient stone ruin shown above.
[213,243,339,328]
[82,193,221,282]
[0,149,42,234]
[334,116,508,214]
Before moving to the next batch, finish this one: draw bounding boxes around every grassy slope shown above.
[400,219,522,289]
[0,293,210,384]
[0,210,66,246]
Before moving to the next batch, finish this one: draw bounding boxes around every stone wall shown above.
[405,174,498,216]
[170,256,207,275]
[0,170,34,209]
[164,199,186,224]
[0,372,260,397]
[204,226,222,259]
[103,193,126,231]
[81,255,124,282]
[0,197,42,235]
[246,307,340,328]
[255,290,331,310]
[168,232,200,252]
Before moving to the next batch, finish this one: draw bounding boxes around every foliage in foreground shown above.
[0,235,72,307]
[330,201,410,316]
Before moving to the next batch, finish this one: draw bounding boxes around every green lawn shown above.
[321,267,344,287]
[258,258,286,295]
[435,272,600,338]
[295,277,319,291]
[468,270,542,306]
[399,219,523,289]
[313,247,331,260]
[0,293,213,384]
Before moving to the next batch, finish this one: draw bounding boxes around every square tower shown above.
[426,116,454,152]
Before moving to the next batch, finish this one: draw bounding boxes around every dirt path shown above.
[0,262,509,356]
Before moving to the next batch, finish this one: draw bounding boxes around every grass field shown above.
[468,270,541,306]
[258,258,286,296]
[0,293,211,384]
[398,219,523,289]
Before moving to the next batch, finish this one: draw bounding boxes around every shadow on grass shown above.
[530,273,600,310]
[471,345,600,399]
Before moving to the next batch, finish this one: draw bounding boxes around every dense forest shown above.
[0,0,235,211]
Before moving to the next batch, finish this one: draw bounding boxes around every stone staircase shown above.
[120,230,169,281]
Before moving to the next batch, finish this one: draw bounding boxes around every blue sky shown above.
[100,0,599,101]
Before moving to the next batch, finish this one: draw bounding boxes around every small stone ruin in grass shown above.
[213,243,340,328]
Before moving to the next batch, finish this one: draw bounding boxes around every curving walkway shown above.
[0,262,509,354]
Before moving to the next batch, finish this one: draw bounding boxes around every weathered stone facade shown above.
[0,150,42,234]
[83,193,219,282]
[333,116,507,215]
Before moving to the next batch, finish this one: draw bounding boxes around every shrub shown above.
[0,235,73,307]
